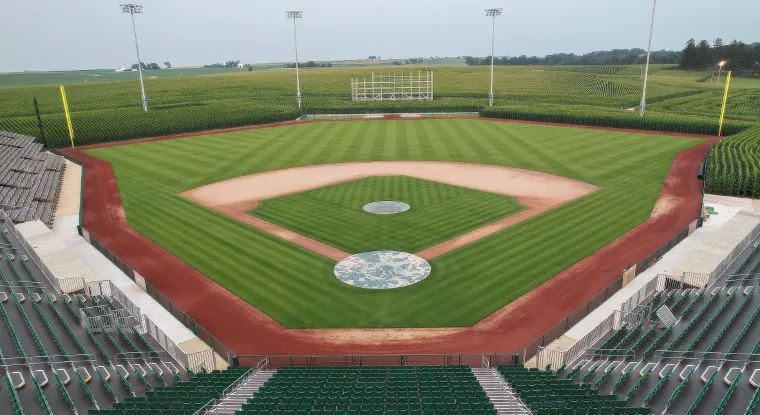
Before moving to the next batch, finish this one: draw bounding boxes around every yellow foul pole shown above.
[59,85,75,147]
[718,71,732,137]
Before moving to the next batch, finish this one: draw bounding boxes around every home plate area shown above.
[333,251,432,289]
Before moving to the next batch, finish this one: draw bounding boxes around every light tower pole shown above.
[639,0,657,117]
[121,4,149,112]
[286,10,303,109]
[485,8,502,107]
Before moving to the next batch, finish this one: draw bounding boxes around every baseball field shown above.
[82,118,703,332]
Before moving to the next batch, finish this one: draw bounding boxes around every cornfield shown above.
[705,126,760,197]
[1,65,759,198]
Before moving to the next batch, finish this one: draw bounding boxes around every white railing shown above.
[710,223,760,284]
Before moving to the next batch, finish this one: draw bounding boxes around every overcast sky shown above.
[1,0,757,72]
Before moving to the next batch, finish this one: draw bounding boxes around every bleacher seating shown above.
[0,130,65,226]
[238,365,497,415]
[556,249,760,415]
[499,365,647,414]
[0,222,190,414]
[88,367,251,415]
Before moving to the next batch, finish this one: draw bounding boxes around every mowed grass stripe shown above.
[252,176,524,253]
[87,119,703,328]
[439,162,666,273]
[411,191,657,321]
[117,186,376,323]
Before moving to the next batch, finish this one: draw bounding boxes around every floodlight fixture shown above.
[286,11,304,108]
[639,0,657,117]
[485,8,502,107]
[717,60,728,84]
[121,4,143,14]
[121,4,149,111]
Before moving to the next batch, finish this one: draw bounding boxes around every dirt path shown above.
[62,120,712,356]
[181,161,597,260]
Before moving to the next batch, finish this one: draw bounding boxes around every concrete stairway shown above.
[472,367,532,415]
[207,369,276,414]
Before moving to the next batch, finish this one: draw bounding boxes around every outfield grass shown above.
[86,119,702,328]
[251,175,524,254]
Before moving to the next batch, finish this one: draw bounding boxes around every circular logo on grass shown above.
[362,201,410,215]
[334,251,431,289]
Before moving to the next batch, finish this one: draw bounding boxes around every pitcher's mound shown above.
[334,251,431,289]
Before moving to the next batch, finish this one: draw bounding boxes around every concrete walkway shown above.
[50,159,223,369]
[54,215,197,345]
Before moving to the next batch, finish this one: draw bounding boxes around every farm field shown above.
[85,119,702,328]
[2,64,759,146]
[0,58,465,87]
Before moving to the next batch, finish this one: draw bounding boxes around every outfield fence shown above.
[302,110,481,121]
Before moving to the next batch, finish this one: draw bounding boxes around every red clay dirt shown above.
[62,118,713,356]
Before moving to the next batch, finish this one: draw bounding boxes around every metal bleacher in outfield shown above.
[0,131,65,227]
[0,217,194,415]
[554,244,760,415]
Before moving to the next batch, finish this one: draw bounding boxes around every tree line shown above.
[464,48,681,67]
[131,62,168,70]
[285,61,333,68]
[203,60,242,69]
[680,38,760,76]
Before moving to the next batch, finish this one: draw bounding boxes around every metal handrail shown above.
[192,367,253,415]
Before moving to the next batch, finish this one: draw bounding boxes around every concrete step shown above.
[471,368,532,415]
[208,369,277,414]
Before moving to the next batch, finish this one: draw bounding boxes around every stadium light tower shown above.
[485,8,502,107]
[121,4,149,112]
[639,0,657,117]
[286,10,304,109]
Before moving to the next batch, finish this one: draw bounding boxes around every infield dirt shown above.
[181,161,597,260]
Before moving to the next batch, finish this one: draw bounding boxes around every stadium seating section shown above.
[0,224,190,414]
[559,243,760,415]
[499,365,648,414]
[88,367,251,415]
[238,366,497,415]
[0,130,64,226]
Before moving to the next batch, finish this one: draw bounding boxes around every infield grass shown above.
[251,176,524,253]
[86,119,703,328]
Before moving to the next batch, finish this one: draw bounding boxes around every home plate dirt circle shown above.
[333,251,432,289]
[362,201,410,215]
